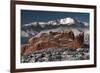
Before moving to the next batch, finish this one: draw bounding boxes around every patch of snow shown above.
[21,31,29,37]
[60,17,75,25]
[71,29,82,36]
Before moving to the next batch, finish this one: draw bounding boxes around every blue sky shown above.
[21,10,89,25]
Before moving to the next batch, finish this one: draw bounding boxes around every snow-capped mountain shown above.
[21,17,89,45]
[23,17,89,28]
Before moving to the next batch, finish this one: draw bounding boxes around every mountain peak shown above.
[23,17,88,28]
[60,17,75,25]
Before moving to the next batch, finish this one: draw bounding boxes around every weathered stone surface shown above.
[21,31,84,55]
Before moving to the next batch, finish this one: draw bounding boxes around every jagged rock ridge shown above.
[21,31,84,55]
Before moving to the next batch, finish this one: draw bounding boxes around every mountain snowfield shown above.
[21,17,89,45]
[60,17,75,25]
[23,17,89,27]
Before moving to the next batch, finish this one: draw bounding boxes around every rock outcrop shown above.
[21,31,84,55]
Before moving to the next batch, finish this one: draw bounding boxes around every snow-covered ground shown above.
[21,47,89,63]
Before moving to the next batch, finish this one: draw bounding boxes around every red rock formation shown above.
[21,31,84,55]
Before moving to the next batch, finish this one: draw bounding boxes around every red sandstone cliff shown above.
[21,31,84,55]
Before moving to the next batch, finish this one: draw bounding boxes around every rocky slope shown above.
[21,31,84,55]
